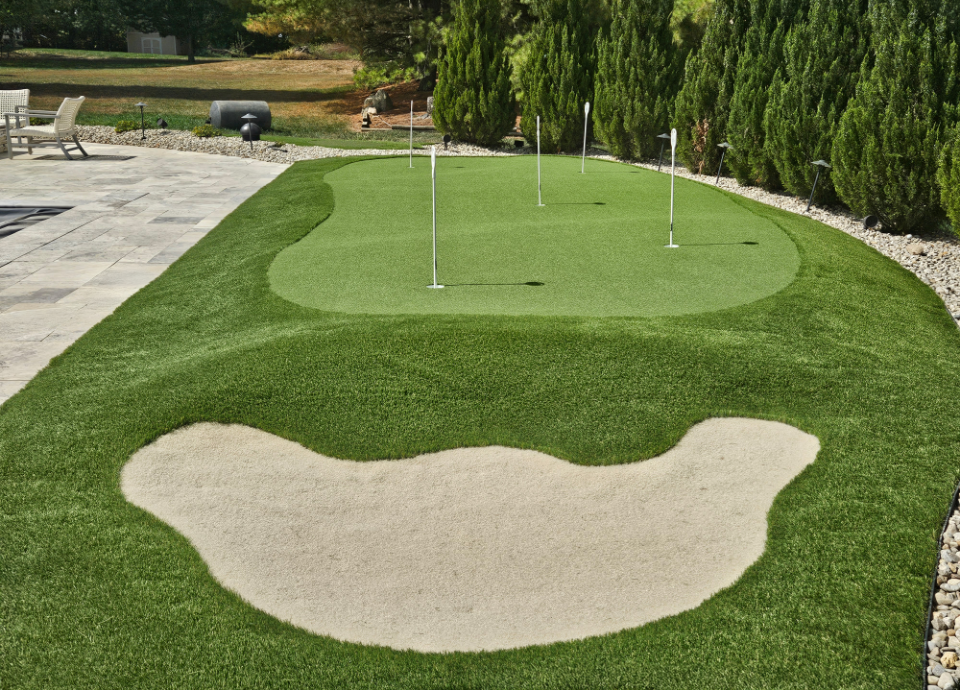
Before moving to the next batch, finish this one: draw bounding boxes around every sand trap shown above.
[122,419,818,652]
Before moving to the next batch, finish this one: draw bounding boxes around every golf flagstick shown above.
[409,101,414,168]
[537,115,544,206]
[666,128,679,248]
[581,102,590,173]
[428,146,443,288]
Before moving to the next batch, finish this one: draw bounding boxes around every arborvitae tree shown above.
[593,0,678,159]
[761,0,868,205]
[833,8,943,232]
[433,0,517,147]
[725,0,807,189]
[939,128,960,231]
[672,0,750,174]
[935,0,960,232]
[519,0,596,153]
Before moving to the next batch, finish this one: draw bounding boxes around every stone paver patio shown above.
[0,143,288,405]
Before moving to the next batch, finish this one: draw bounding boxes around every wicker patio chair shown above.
[0,89,30,153]
[5,96,88,160]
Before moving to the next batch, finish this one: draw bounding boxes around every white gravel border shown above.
[75,125,960,326]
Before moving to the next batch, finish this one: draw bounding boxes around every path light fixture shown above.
[806,160,831,212]
[657,133,671,172]
[443,134,451,151]
[156,117,167,131]
[581,101,590,174]
[240,113,261,150]
[716,142,732,185]
[135,102,147,140]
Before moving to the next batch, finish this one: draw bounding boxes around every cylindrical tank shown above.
[209,101,271,131]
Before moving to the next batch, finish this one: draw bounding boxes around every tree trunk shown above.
[186,34,195,63]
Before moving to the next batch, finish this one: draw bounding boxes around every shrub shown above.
[762,0,868,205]
[593,0,679,160]
[725,0,808,190]
[833,9,943,232]
[672,0,750,174]
[353,63,416,90]
[192,124,221,138]
[114,120,141,134]
[433,0,516,148]
[519,0,597,153]
[939,129,960,233]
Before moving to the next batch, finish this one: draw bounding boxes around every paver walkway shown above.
[0,143,288,405]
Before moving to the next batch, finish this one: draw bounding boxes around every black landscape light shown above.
[135,102,147,140]
[716,142,732,185]
[240,113,261,150]
[657,132,671,172]
[807,160,832,212]
[863,215,878,230]
[443,134,451,150]
[156,117,167,131]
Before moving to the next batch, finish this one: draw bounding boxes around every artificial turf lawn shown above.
[2,156,960,689]
[270,156,799,317]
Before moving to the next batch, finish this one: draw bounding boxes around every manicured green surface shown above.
[271,156,800,317]
[3,157,960,689]
[256,133,423,150]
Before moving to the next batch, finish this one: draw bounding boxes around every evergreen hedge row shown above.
[432,0,960,234]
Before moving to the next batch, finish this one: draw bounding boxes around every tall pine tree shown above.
[671,0,750,174]
[725,0,807,189]
[833,6,942,232]
[519,0,596,153]
[593,0,678,160]
[761,0,868,205]
[433,0,516,147]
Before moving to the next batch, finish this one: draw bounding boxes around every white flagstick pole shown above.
[409,100,414,168]
[667,128,679,248]
[537,115,544,206]
[581,102,590,173]
[428,146,443,288]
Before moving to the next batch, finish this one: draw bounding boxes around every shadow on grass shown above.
[2,82,355,104]
[440,281,546,287]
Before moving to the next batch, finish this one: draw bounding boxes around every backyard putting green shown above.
[3,156,960,689]
[270,155,800,316]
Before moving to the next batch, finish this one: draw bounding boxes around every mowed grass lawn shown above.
[0,48,427,146]
[3,156,960,688]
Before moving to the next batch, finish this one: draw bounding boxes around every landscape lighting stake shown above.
[667,128,679,248]
[806,160,832,212]
[241,113,259,150]
[537,116,544,206]
[409,100,414,169]
[716,142,732,185]
[135,102,146,140]
[581,102,590,174]
[657,133,670,172]
[428,146,443,288]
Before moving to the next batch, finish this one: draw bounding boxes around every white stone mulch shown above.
[929,505,960,690]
